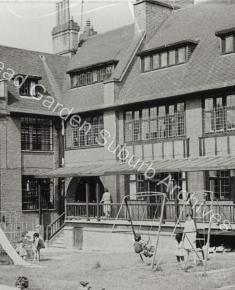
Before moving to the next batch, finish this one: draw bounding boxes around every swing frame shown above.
[172,190,214,275]
[112,192,167,270]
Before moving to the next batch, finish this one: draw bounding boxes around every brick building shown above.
[0,0,235,234]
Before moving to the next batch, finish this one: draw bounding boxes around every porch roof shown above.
[35,155,235,178]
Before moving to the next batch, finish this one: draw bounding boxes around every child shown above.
[16,239,27,260]
[134,234,154,258]
[15,276,29,289]
[175,233,185,266]
[32,232,41,263]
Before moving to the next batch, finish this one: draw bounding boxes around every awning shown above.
[35,155,235,178]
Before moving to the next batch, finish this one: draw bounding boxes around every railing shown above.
[46,212,65,241]
[66,202,235,224]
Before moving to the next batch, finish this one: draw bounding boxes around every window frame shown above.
[22,176,55,211]
[221,34,235,55]
[141,45,191,73]
[21,117,53,152]
[124,102,185,143]
[203,95,235,134]
[70,64,115,89]
[66,114,104,149]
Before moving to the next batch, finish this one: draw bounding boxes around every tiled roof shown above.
[67,24,136,72]
[63,25,144,113]
[0,45,68,115]
[117,2,235,105]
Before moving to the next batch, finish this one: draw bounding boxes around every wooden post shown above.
[151,194,166,270]
[86,182,90,221]
[96,182,100,221]
[38,183,42,225]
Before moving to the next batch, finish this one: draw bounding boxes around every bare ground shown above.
[0,248,235,290]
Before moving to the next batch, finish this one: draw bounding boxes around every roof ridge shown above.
[84,23,135,42]
[0,43,68,59]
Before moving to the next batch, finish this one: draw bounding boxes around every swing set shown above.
[112,190,218,275]
[112,192,166,270]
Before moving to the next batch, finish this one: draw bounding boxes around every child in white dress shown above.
[175,233,185,266]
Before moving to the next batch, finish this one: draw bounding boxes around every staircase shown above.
[46,212,65,248]
[47,227,65,248]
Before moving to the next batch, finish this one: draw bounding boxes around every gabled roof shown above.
[0,45,69,115]
[67,24,136,72]
[117,2,235,106]
[63,24,144,113]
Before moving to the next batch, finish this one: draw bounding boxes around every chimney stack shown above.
[52,0,80,57]
[79,19,98,47]
[134,0,174,41]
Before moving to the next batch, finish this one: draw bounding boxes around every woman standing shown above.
[183,213,197,269]
[100,188,112,218]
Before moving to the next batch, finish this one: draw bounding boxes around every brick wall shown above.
[134,0,172,40]
[0,114,61,226]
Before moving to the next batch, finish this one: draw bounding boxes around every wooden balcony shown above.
[65,201,235,224]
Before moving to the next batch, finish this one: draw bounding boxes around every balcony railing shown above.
[65,202,235,224]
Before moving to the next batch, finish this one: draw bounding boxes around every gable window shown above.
[22,176,55,210]
[21,117,53,151]
[124,102,185,143]
[203,95,235,134]
[141,42,195,72]
[70,64,114,88]
[66,115,104,149]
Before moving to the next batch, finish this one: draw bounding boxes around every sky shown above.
[0,0,134,53]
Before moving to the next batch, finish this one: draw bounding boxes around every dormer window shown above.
[69,62,115,88]
[140,40,197,73]
[215,28,235,55]
[15,75,41,97]
[223,35,234,53]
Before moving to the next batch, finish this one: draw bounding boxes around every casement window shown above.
[21,117,53,151]
[66,115,104,149]
[178,47,186,63]
[141,43,194,73]
[15,76,41,97]
[124,102,185,143]
[203,95,235,134]
[214,171,231,200]
[22,176,55,210]
[70,64,114,88]
[208,170,231,201]
[221,35,235,54]
[216,29,235,55]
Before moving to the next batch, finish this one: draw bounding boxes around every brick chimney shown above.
[78,19,98,47]
[52,0,80,57]
[134,0,174,40]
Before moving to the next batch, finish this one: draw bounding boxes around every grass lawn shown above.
[1,248,235,290]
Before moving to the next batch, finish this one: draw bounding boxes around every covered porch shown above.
[36,155,235,239]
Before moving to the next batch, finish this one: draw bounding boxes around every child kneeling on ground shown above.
[134,234,154,258]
